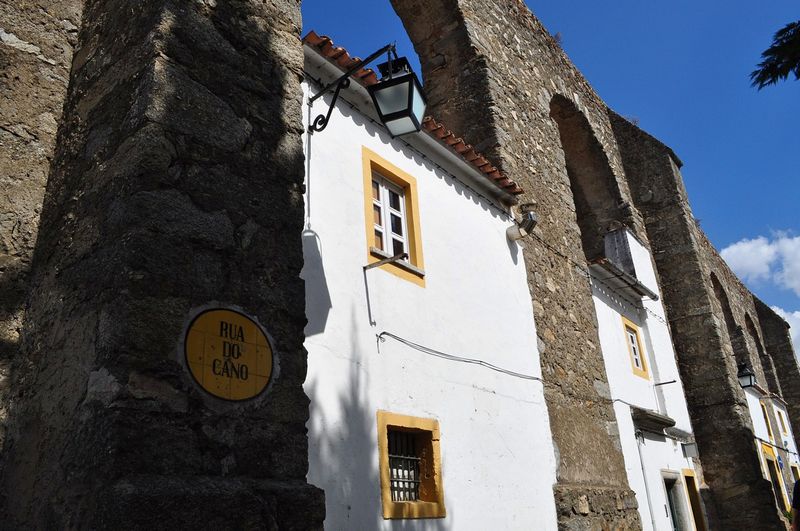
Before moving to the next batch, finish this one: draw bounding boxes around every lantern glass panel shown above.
[373,81,411,117]
[386,116,417,137]
[411,84,426,123]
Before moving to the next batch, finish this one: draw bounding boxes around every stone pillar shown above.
[756,298,800,450]
[0,1,324,528]
[0,0,82,451]
[391,0,641,527]
[610,111,787,530]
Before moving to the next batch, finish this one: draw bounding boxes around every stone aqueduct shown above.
[1,1,797,528]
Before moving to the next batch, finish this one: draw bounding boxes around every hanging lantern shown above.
[368,56,427,137]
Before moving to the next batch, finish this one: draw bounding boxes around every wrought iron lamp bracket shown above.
[308,77,350,134]
[307,42,397,135]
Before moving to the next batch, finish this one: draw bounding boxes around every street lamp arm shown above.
[307,42,396,134]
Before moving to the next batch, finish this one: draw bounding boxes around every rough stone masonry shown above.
[611,112,797,530]
[391,0,799,529]
[391,0,646,528]
[0,0,82,453]
[2,0,799,529]
[0,0,323,528]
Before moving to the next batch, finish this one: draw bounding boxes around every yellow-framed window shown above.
[761,442,790,512]
[681,468,708,531]
[777,409,788,436]
[761,402,774,441]
[362,147,425,287]
[377,410,445,519]
[622,316,649,379]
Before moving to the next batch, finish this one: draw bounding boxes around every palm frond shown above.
[751,21,800,89]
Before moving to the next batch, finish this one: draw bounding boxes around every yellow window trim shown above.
[377,410,445,519]
[777,409,788,435]
[762,442,776,459]
[681,468,707,531]
[760,402,774,441]
[791,464,800,483]
[621,316,649,379]
[760,442,790,511]
[362,147,425,287]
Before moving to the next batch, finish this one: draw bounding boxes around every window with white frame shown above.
[362,147,425,286]
[622,316,649,379]
[372,172,409,259]
[626,327,643,369]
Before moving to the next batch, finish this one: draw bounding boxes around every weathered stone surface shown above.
[392,0,642,528]
[0,0,323,527]
[3,0,796,528]
[88,476,324,531]
[0,0,82,452]
[756,298,800,448]
[611,111,793,530]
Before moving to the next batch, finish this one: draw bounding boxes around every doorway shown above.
[762,443,789,512]
[664,476,689,531]
[682,469,707,531]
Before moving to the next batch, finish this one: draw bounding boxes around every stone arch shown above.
[390,0,498,164]
[709,272,751,370]
[549,94,627,260]
[745,313,781,394]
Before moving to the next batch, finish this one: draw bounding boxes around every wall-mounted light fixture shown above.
[308,44,426,137]
[368,56,427,137]
[506,203,538,241]
[737,363,757,389]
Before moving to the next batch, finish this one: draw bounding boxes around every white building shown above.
[743,380,800,514]
[300,32,559,530]
[590,228,708,531]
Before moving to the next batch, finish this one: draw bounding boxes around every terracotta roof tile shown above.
[302,30,524,197]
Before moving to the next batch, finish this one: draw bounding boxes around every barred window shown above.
[377,411,445,519]
[388,429,421,501]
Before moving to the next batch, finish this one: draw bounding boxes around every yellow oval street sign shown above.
[184,308,274,401]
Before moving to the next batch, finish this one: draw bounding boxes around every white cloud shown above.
[720,236,779,283]
[721,233,800,297]
[770,306,800,359]
[775,235,800,297]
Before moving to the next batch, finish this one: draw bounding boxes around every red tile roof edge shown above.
[302,30,524,198]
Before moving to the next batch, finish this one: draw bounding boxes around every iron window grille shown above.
[377,411,445,519]
[388,428,421,501]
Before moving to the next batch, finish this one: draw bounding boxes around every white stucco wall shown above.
[300,79,558,530]
[745,389,771,443]
[746,390,800,479]
[592,230,701,531]
[772,402,799,463]
[614,403,698,531]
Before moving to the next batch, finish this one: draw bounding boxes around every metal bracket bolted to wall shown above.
[363,252,408,271]
[307,42,397,134]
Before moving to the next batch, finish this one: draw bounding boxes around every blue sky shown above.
[302,1,800,345]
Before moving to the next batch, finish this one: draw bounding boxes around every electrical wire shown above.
[529,232,669,326]
[305,67,799,470]
[755,436,800,458]
[377,331,543,382]
[305,71,668,324]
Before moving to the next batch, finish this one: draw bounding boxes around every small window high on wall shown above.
[362,147,425,286]
[372,174,408,259]
[377,411,445,519]
[622,316,649,379]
